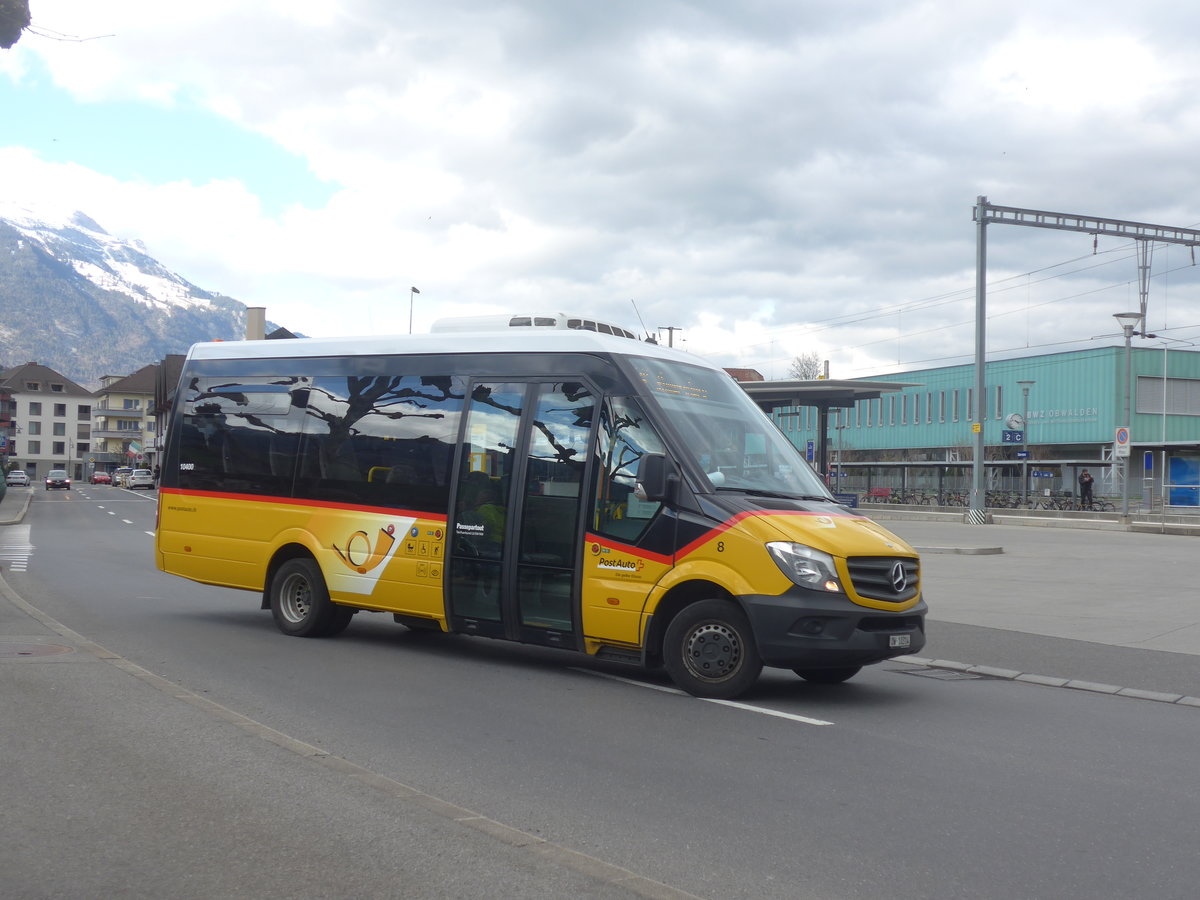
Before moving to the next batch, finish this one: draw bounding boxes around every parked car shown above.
[45,469,71,490]
[113,466,133,487]
[5,470,29,487]
[91,471,113,485]
[126,469,155,490]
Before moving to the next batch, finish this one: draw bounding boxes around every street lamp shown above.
[1017,379,1034,504]
[1114,311,1143,516]
[409,286,421,335]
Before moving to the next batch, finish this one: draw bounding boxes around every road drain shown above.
[0,642,75,658]
[893,666,984,681]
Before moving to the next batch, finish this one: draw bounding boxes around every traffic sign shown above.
[1114,426,1130,458]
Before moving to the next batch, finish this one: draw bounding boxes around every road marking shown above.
[0,524,34,572]
[574,668,834,726]
[122,519,133,525]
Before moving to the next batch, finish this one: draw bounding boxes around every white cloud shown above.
[6,1,1200,372]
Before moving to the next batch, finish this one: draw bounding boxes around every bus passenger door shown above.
[447,381,594,650]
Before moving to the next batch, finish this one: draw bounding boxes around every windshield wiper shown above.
[715,487,835,502]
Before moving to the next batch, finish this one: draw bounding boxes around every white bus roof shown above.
[184,329,709,368]
[430,313,641,341]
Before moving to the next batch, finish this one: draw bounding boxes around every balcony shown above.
[90,428,145,441]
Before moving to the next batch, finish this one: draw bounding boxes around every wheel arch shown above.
[644,579,742,667]
[260,542,320,610]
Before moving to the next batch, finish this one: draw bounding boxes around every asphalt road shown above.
[2,486,1199,899]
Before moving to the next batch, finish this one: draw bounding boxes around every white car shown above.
[126,469,156,490]
[5,470,29,486]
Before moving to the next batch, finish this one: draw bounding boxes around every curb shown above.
[897,655,1200,708]
[913,544,1003,555]
[0,490,32,526]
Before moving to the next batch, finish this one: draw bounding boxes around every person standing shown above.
[1078,469,1094,509]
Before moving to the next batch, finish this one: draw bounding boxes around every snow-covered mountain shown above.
[0,203,279,386]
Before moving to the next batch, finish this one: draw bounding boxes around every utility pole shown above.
[659,326,682,348]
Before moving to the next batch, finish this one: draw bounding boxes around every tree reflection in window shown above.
[592,397,665,542]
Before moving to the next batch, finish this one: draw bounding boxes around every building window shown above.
[53,403,66,417]
[53,441,66,455]
[952,390,960,422]
[25,381,39,391]
[28,422,41,435]
[52,422,66,436]
[78,405,91,420]
[888,395,896,426]
[1137,375,1200,415]
[926,392,933,424]
[901,394,909,425]
[994,385,1003,420]
[123,398,141,410]
[28,441,40,454]
[876,397,884,426]
[29,401,41,416]
[51,383,64,392]
[939,391,946,423]
[966,388,974,421]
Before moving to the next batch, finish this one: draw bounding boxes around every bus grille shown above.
[847,556,919,602]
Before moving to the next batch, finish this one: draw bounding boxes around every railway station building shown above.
[761,345,1200,509]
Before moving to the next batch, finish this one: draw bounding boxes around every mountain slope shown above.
[0,204,273,386]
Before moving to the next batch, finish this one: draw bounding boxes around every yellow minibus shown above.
[156,325,925,698]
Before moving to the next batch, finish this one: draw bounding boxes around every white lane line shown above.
[574,668,834,726]
[122,519,133,525]
[0,523,34,572]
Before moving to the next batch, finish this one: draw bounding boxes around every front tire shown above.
[269,558,353,637]
[793,666,861,684]
[663,599,763,699]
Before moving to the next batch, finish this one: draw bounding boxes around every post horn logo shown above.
[333,524,397,574]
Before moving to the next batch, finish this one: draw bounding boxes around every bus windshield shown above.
[631,357,832,499]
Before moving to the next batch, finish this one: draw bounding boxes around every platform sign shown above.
[1114,426,1130,458]
[1001,429,1024,443]
[1016,450,1030,459]
[805,440,814,462]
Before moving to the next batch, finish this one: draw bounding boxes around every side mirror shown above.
[635,453,673,502]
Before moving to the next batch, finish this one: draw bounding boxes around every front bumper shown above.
[741,588,927,669]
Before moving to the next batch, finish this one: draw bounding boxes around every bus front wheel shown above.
[663,599,762,699]
[269,558,353,638]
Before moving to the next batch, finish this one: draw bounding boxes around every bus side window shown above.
[592,397,666,542]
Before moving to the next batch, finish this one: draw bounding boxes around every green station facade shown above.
[769,346,1200,508]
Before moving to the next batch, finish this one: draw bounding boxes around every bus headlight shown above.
[766,542,842,593]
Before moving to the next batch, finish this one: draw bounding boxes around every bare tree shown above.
[787,352,823,380]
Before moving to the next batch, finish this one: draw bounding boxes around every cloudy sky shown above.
[4,0,1200,377]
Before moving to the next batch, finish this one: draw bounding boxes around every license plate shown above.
[889,634,911,649]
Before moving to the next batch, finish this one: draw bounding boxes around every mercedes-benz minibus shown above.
[155,326,925,698]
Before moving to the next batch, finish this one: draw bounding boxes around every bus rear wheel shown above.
[793,666,861,684]
[663,599,762,699]
[269,558,353,638]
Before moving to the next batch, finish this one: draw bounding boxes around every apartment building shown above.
[0,362,94,481]
[92,364,158,474]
